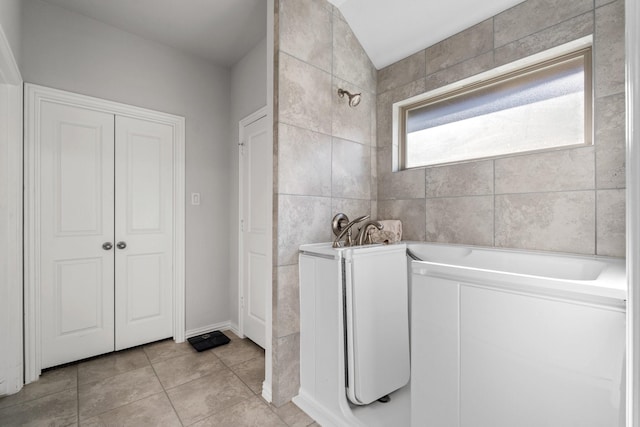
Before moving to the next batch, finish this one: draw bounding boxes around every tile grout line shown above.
[79,357,169,424]
[494,8,596,51]
[424,187,607,199]
[0,377,78,411]
[175,365,254,426]
[3,341,264,425]
[279,117,374,147]
[268,402,293,427]
[146,340,262,425]
[228,354,266,396]
[78,345,193,425]
[145,348,186,427]
[216,339,282,421]
[82,391,172,425]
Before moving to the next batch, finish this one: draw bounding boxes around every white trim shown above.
[228,322,241,337]
[240,107,268,128]
[237,104,268,338]
[626,0,639,424]
[226,324,242,339]
[185,321,231,339]
[392,35,593,171]
[261,382,273,403]
[24,83,186,383]
[293,392,354,427]
[264,0,275,403]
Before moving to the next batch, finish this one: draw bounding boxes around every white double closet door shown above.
[39,101,174,369]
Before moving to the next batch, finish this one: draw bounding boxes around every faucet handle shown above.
[332,213,349,237]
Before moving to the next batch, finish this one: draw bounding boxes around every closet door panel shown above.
[40,102,115,368]
[114,116,173,350]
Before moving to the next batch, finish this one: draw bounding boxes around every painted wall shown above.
[229,37,268,330]
[22,0,233,331]
[376,0,625,257]
[0,0,22,69]
[0,85,23,397]
[272,0,377,406]
[0,0,23,396]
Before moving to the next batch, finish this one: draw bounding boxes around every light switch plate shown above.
[191,193,201,205]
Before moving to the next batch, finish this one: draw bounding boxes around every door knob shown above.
[116,241,127,249]
[102,242,113,250]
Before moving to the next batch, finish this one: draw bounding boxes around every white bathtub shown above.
[408,242,626,302]
[409,242,626,427]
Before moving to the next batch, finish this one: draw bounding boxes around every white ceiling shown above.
[330,0,526,69]
[40,0,267,68]
[40,0,527,70]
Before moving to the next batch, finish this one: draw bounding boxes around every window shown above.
[393,38,593,169]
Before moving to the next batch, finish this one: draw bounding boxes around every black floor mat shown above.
[187,330,230,352]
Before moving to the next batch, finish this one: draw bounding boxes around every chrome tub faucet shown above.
[332,214,369,248]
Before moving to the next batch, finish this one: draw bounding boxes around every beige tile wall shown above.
[377,0,626,257]
[272,0,377,406]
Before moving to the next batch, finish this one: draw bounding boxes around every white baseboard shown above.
[227,323,243,338]
[185,321,231,339]
[292,392,348,427]
[262,381,272,403]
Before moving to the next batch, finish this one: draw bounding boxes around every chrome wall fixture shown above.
[337,88,361,107]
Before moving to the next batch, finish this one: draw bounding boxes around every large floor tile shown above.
[231,356,265,394]
[222,330,242,341]
[0,365,77,410]
[0,388,77,427]
[153,350,226,390]
[272,401,315,427]
[212,338,264,368]
[77,348,150,385]
[78,365,163,420]
[190,396,287,427]
[166,369,253,426]
[142,339,196,363]
[81,392,181,427]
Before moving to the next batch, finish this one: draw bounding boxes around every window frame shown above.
[392,36,593,171]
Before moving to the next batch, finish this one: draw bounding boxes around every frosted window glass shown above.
[402,53,590,168]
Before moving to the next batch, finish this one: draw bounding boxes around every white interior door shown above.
[27,84,185,380]
[240,113,269,348]
[40,101,115,369]
[114,116,174,350]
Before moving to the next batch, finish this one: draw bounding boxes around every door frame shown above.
[0,24,23,396]
[237,106,271,398]
[24,84,186,383]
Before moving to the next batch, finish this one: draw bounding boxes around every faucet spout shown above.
[355,221,383,246]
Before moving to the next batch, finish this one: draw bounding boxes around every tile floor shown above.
[0,331,318,427]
